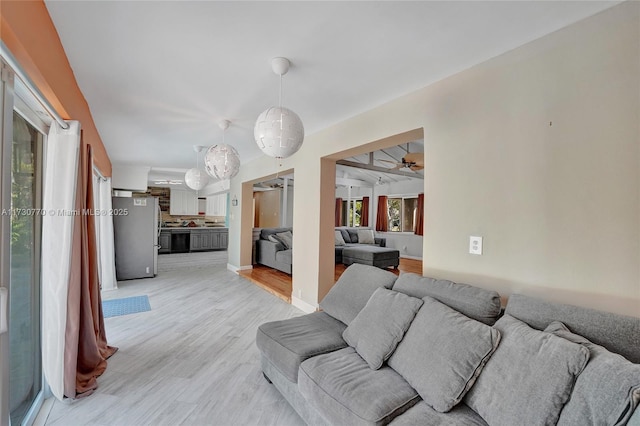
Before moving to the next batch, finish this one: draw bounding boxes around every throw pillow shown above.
[343,288,423,370]
[320,263,398,325]
[388,296,501,412]
[357,229,375,245]
[268,235,280,244]
[274,231,293,249]
[334,230,346,246]
[545,321,640,426]
[464,314,590,426]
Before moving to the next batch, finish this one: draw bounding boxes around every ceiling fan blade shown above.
[403,152,424,165]
[378,159,398,165]
[410,165,424,171]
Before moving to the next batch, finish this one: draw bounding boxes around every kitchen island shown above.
[159,227,228,254]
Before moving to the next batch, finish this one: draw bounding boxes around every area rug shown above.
[103,295,151,318]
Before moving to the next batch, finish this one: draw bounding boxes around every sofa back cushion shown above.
[505,294,640,364]
[334,230,346,246]
[343,288,423,370]
[392,273,501,325]
[464,314,589,426]
[260,227,292,240]
[545,321,640,426]
[357,229,375,244]
[337,228,352,243]
[320,264,398,325]
[388,296,501,413]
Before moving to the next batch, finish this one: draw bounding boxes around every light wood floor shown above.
[45,252,305,426]
[240,257,423,303]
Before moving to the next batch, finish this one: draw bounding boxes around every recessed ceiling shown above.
[44,1,619,176]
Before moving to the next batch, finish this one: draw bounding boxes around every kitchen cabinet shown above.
[170,189,198,215]
[206,193,227,217]
[159,227,228,253]
[159,230,171,254]
[190,229,213,251]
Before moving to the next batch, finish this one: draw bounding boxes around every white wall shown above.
[112,166,150,191]
[229,3,640,316]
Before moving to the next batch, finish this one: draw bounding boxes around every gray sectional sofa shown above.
[256,264,640,426]
[255,227,293,274]
[256,227,393,274]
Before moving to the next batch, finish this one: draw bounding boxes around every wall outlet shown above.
[146,266,150,273]
[469,236,483,255]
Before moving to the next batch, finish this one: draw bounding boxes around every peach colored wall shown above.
[0,1,111,175]
[229,2,639,317]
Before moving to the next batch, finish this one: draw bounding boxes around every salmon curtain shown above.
[361,196,370,227]
[335,198,343,227]
[375,195,388,232]
[64,143,117,398]
[415,193,425,236]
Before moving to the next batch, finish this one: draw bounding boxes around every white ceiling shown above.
[45,1,619,177]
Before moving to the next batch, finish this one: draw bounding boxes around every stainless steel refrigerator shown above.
[112,196,159,280]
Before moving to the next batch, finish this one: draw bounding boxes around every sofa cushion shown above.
[347,228,360,243]
[343,288,423,369]
[275,248,292,265]
[545,321,640,426]
[336,227,352,243]
[320,263,398,325]
[389,402,488,426]
[273,230,292,249]
[388,296,501,413]
[464,314,590,426]
[357,229,375,244]
[391,273,501,325]
[505,293,640,364]
[256,311,348,383]
[335,230,346,246]
[298,347,420,426]
[260,227,292,240]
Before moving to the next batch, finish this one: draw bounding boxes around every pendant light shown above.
[184,145,209,191]
[254,57,304,159]
[204,119,241,180]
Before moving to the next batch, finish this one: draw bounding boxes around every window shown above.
[342,199,363,227]
[387,196,418,232]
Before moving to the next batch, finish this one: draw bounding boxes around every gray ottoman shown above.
[342,245,400,269]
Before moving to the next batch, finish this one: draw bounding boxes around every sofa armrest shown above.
[375,237,386,247]
[256,239,284,263]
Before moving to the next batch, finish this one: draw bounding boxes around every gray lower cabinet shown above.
[159,230,171,254]
[161,228,228,253]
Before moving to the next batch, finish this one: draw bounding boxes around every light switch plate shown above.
[469,236,483,255]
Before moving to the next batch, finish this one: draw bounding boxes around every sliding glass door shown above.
[9,111,43,425]
[0,59,46,426]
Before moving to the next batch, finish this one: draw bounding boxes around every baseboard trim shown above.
[227,263,253,274]
[292,296,317,313]
[400,254,422,261]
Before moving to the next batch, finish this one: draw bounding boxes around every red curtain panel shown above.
[361,196,370,227]
[335,198,343,227]
[375,195,388,232]
[415,193,425,236]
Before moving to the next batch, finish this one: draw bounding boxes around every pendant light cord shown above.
[279,74,283,107]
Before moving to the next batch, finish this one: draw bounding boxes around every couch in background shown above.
[256,264,640,426]
[255,227,293,274]
[256,227,390,274]
[334,227,386,263]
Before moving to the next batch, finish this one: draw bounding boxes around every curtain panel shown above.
[415,193,425,236]
[361,196,370,227]
[64,143,118,398]
[375,195,388,232]
[335,198,343,227]
[41,121,81,401]
[97,178,117,291]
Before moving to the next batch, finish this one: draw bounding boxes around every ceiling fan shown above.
[379,152,424,171]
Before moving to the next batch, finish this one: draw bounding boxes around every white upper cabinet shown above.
[206,193,227,217]
[170,189,198,215]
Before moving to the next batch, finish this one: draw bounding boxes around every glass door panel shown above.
[9,111,42,425]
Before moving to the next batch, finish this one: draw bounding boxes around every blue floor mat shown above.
[103,295,151,318]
